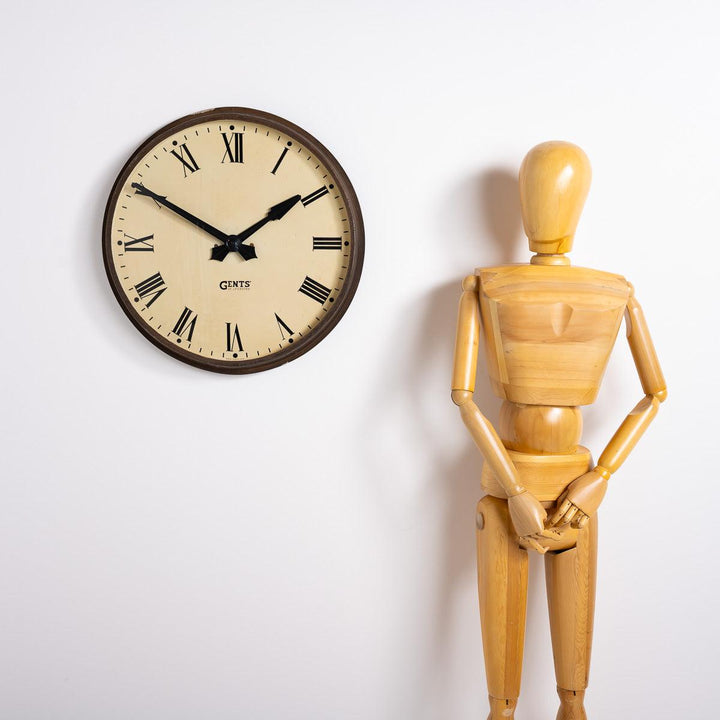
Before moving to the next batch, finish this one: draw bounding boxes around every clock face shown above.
[103,107,364,373]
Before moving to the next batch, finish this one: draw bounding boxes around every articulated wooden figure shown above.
[452,142,666,720]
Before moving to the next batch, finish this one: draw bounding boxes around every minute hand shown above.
[131,182,229,244]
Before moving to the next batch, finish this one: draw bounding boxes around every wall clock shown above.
[102,107,364,373]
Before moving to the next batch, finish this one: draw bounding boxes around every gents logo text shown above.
[219,280,252,290]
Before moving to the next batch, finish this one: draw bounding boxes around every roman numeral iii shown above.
[301,186,329,206]
[312,237,342,250]
[134,272,167,307]
[170,143,200,176]
[172,307,198,341]
[298,276,331,304]
[221,132,243,163]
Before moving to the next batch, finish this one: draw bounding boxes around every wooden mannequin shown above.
[452,141,666,720]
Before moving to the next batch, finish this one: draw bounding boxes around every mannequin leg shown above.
[544,515,598,720]
[476,495,529,719]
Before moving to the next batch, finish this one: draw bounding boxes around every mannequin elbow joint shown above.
[452,389,472,406]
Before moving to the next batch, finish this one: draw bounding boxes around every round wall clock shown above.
[102,107,364,373]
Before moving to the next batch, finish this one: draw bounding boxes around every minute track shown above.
[103,108,364,374]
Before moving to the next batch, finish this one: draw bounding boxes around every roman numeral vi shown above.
[226,323,243,351]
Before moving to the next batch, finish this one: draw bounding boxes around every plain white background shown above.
[1,1,718,718]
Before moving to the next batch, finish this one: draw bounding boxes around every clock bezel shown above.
[102,106,365,374]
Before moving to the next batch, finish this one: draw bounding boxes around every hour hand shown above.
[211,244,231,262]
[266,194,302,222]
[211,241,257,262]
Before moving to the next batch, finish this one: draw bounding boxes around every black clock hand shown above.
[131,183,257,261]
[211,194,302,261]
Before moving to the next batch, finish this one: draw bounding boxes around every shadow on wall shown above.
[420,167,527,682]
[360,167,559,718]
[478,168,525,265]
[424,169,558,719]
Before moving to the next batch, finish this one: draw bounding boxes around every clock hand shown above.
[211,194,302,262]
[131,183,257,261]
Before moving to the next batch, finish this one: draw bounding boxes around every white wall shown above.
[2,1,718,718]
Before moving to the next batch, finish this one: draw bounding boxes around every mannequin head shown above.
[519,141,592,257]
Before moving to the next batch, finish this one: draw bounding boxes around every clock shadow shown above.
[77,151,137,345]
[75,148,187,373]
[361,168,553,719]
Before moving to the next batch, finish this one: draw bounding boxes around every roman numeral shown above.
[275,313,294,340]
[134,272,167,307]
[123,232,154,252]
[271,147,288,175]
[312,236,342,250]
[226,323,243,351]
[221,132,243,163]
[172,307,198,341]
[301,186,329,206]
[170,143,200,176]
[298,276,331,304]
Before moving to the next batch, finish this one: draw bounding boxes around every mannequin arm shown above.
[596,285,667,474]
[452,276,555,552]
[452,275,523,496]
[550,284,667,528]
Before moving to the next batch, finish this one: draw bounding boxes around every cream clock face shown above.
[103,107,364,373]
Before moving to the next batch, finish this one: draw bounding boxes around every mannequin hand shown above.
[508,491,560,554]
[549,469,608,529]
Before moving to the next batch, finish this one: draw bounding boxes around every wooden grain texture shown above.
[499,402,582,454]
[626,286,667,398]
[545,515,598,691]
[476,496,528,709]
[597,394,660,473]
[477,264,629,406]
[596,287,668,472]
[451,141,667,719]
[481,447,592,502]
[555,688,588,720]
[452,276,480,392]
[519,141,591,254]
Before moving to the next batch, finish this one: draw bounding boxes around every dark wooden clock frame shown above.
[102,107,365,374]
